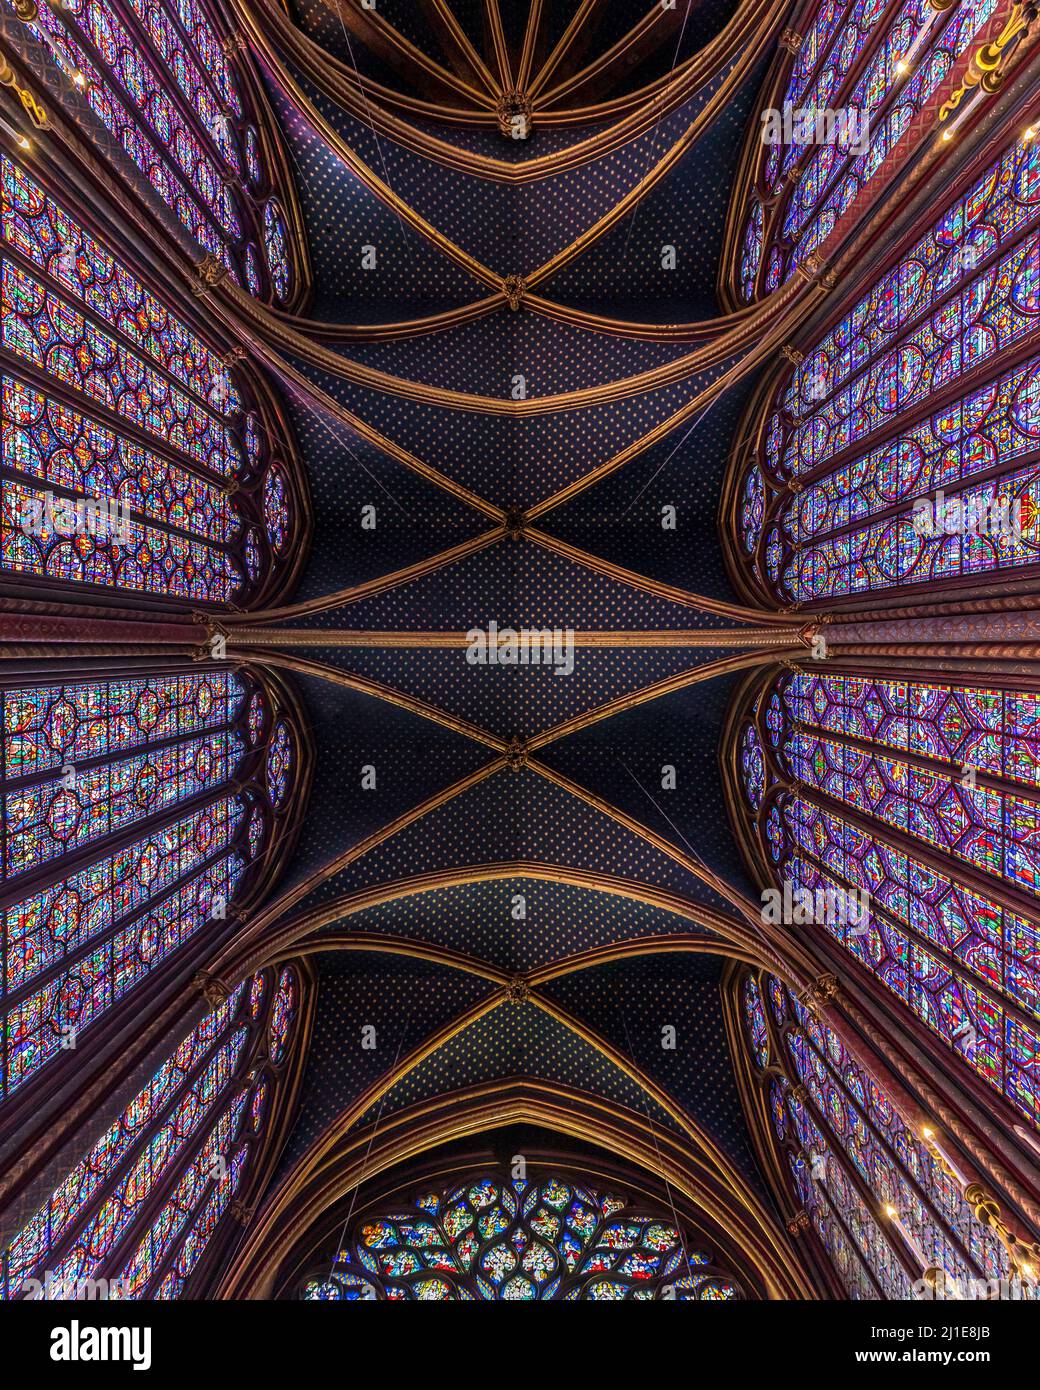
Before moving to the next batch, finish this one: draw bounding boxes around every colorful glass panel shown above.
[740,721,765,811]
[785,0,998,275]
[743,973,769,1067]
[167,0,243,119]
[745,130,1040,602]
[1,156,236,408]
[756,972,1017,1298]
[266,721,291,809]
[2,260,239,475]
[2,982,244,1296]
[301,1173,741,1301]
[263,465,289,552]
[17,0,290,298]
[123,0,242,174]
[0,146,293,602]
[2,962,287,1301]
[740,463,764,555]
[38,0,242,242]
[738,0,998,300]
[26,0,231,273]
[0,672,290,1101]
[268,966,294,1064]
[263,202,290,302]
[753,669,1040,1128]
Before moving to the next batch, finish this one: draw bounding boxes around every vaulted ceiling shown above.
[6,0,1040,1312]
[233,0,800,1276]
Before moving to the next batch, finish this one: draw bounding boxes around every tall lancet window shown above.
[0,666,303,1104]
[0,963,302,1299]
[728,126,1040,607]
[0,149,302,604]
[5,0,297,301]
[731,0,1000,303]
[736,968,1020,1300]
[731,672,1040,1131]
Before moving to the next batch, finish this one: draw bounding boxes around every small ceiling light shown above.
[941,128,953,141]
[895,59,909,75]
[72,70,85,88]
[1025,127,1036,142]
[884,1205,897,1219]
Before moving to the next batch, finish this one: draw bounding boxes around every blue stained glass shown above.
[16,0,288,298]
[750,669,1040,1131]
[740,722,765,810]
[755,974,1015,1296]
[746,128,1040,603]
[300,1173,743,1300]
[263,202,290,302]
[743,974,770,1067]
[738,0,998,302]
[266,722,292,808]
[0,671,295,1102]
[0,152,291,603]
[2,958,288,1300]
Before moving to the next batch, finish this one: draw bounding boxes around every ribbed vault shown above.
[7,0,1040,1307]
[116,0,820,1294]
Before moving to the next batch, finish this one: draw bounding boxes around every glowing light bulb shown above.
[896,59,909,75]
[885,1205,898,1219]
[1025,127,1036,142]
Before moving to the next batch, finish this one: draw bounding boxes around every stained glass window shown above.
[739,463,764,556]
[267,966,295,1065]
[263,201,290,304]
[740,721,765,812]
[298,1172,744,1300]
[733,128,1040,604]
[0,669,298,1101]
[266,721,293,810]
[0,151,297,603]
[738,967,1020,1299]
[734,0,997,303]
[743,973,769,1068]
[12,0,294,300]
[738,670,1040,1131]
[740,198,763,304]
[263,465,290,553]
[0,963,300,1299]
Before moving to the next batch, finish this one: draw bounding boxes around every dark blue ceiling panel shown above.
[285,644,737,744]
[353,1002,682,1133]
[316,876,720,974]
[303,767,736,916]
[295,538,734,630]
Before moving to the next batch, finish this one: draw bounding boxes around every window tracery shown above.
[738,965,1023,1299]
[0,149,302,604]
[298,1172,744,1301]
[730,127,1040,605]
